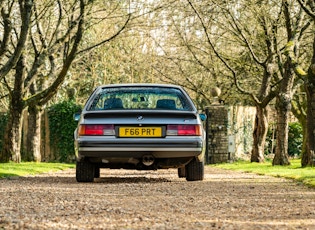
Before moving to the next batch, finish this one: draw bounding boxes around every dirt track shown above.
[0,166,315,229]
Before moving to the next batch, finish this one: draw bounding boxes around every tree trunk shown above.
[251,105,269,162]
[0,55,26,163]
[272,93,291,165]
[304,79,315,166]
[301,121,309,167]
[26,105,42,162]
[273,60,294,166]
[0,105,24,163]
[302,34,315,167]
[291,91,308,167]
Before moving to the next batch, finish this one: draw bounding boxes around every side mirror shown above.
[199,113,207,121]
[73,113,81,121]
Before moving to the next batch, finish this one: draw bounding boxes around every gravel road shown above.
[0,166,315,229]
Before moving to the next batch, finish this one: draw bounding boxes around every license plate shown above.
[119,127,162,137]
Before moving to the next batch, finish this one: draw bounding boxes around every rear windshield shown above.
[87,86,193,111]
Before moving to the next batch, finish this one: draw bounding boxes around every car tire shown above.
[94,167,100,178]
[178,167,186,178]
[76,161,95,182]
[185,159,204,181]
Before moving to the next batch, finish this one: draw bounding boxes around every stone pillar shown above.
[205,105,229,164]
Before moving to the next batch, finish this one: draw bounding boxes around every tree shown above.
[180,0,282,162]
[272,0,310,165]
[150,0,311,165]
[0,0,130,162]
[291,0,315,166]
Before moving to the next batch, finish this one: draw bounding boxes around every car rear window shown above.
[87,87,193,111]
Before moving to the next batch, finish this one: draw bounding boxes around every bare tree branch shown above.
[186,0,262,104]
[77,13,131,55]
[0,0,33,80]
[296,0,315,19]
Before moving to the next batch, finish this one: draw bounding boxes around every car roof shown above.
[98,83,184,89]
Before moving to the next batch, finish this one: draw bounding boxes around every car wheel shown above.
[178,167,186,178]
[94,167,100,178]
[76,161,95,182]
[185,159,204,181]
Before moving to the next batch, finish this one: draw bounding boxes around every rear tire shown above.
[178,167,186,178]
[185,159,204,181]
[94,167,100,178]
[76,161,95,182]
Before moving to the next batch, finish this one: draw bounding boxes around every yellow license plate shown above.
[119,127,162,137]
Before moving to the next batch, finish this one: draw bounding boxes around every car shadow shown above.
[1,168,181,184]
[4,174,174,185]
[94,176,172,184]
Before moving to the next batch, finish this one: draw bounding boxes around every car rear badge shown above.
[137,115,144,121]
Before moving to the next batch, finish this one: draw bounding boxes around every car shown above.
[74,83,206,182]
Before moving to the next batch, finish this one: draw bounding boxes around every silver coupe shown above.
[74,83,206,182]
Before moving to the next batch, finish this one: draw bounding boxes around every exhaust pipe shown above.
[142,155,155,166]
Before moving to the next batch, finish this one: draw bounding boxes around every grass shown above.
[0,162,75,178]
[212,159,315,187]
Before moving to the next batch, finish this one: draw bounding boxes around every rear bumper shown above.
[77,147,203,158]
[75,136,205,160]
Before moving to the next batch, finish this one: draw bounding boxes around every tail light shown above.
[166,125,202,136]
[78,124,115,136]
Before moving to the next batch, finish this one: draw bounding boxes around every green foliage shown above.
[265,122,303,156]
[48,101,81,162]
[288,122,303,157]
[0,113,8,152]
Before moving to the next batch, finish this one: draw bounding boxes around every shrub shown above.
[48,101,81,162]
[288,122,303,157]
